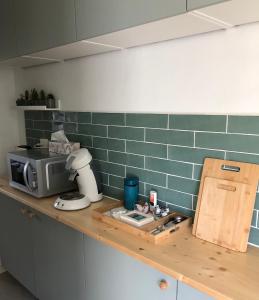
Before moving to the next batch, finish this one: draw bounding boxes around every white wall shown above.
[15,22,259,114]
[0,68,25,175]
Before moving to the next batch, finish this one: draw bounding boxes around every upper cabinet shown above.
[75,0,186,40]
[0,0,17,60]
[187,0,228,11]
[14,0,76,55]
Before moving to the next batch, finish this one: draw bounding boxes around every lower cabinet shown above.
[84,235,177,300]
[178,282,213,300]
[0,193,213,300]
[32,212,85,300]
[0,194,36,295]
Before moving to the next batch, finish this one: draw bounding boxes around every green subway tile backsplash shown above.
[168,175,200,195]
[168,146,224,164]
[228,116,259,134]
[145,157,193,178]
[146,129,194,146]
[108,126,144,141]
[24,111,259,246]
[126,113,167,128]
[126,141,167,158]
[170,115,226,132]
[196,132,259,154]
[92,113,125,125]
[78,124,107,137]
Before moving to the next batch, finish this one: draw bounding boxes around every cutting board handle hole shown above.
[217,184,236,192]
[221,165,240,172]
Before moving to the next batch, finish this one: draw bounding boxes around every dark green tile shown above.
[145,184,192,209]
[252,211,257,227]
[225,152,259,165]
[31,129,44,139]
[167,204,194,217]
[108,126,144,141]
[89,148,108,161]
[78,124,107,137]
[29,111,43,120]
[126,141,167,158]
[98,172,108,185]
[168,146,224,164]
[168,175,200,195]
[108,151,144,168]
[94,160,125,177]
[93,137,125,152]
[249,227,259,245]
[66,134,92,147]
[109,175,124,189]
[64,122,77,134]
[193,165,203,180]
[92,113,125,125]
[145,157,193,178]
[193,196,198,210]
[33,120,52,131]
[146,129,194,146]
[42,111,53,120]
[25,119,33,128]
[126,113,168,128]
[65,112,78,123]
[24,111,33,120]
[102,185,124,200]
[196,132,259,154]
[127,167,166,187]
[78,112,91,123]
[170,115,226,132]
[228,116,259,134]
[26,129,32,137]
[255,194,259,210]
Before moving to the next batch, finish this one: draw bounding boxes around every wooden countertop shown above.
[0,177,259,300]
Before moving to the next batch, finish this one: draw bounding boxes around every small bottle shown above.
[149,190,157,212]
[124,177,139,210]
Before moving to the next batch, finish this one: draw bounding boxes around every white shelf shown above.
[16,100,61,111]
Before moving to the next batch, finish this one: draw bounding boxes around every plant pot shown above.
[46,98,56,108]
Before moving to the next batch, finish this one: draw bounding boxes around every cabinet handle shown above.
[20,207,28,215]
[159,279,169,290]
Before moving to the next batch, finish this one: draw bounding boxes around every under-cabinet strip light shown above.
[189,10,233,29]
[22,55,62,62]
[82,40,124,50]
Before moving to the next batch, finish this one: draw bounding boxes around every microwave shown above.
[7,149,76,198]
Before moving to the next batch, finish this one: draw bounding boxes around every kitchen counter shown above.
[0,177,258,300]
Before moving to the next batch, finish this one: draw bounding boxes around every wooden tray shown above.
[92,201,192,244]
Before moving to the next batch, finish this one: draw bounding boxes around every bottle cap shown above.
[124,177,139,186]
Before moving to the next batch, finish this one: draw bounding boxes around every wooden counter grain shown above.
[0,177,258,300]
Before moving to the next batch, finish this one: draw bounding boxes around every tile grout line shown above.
[226,114,229,133]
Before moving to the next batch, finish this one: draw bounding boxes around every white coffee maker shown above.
[54,148,103,210]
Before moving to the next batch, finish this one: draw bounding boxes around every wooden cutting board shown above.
[193,158,259,252]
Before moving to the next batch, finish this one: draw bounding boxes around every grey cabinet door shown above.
[84,235,177,300]
[178,282,214,300]
[32,212,85,300]
[75,0,186,40]
[0,0,17,60]
[187,0,228,11]
[14,0,76,55]
[0,194,36,295]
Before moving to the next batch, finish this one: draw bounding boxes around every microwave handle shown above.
[23,161,32,192]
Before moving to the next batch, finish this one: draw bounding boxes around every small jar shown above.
[124,177,139,210]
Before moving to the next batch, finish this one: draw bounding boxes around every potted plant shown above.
[46,93,56,108]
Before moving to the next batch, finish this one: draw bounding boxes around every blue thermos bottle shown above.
[124,177,139,210]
